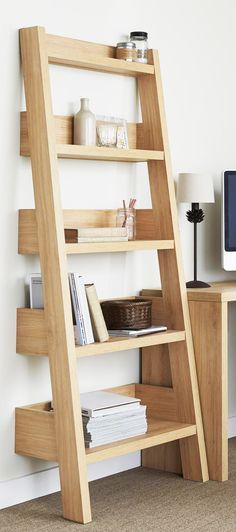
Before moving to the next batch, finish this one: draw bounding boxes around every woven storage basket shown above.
[101,298,152,330]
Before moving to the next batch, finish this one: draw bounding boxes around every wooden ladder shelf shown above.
[15,26,209,524]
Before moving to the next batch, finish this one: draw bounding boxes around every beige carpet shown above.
[1,439,236,532]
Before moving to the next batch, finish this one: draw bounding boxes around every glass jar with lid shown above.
[130,31,148,64]
[116,42,136,62]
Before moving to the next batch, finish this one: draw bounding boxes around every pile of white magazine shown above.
[81,390,147,448]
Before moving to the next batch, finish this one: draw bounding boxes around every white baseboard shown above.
[2,420,236,511]
[0,453,140,510]
[228,416,236,438]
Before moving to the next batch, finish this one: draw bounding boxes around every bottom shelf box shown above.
[15,384,196,464]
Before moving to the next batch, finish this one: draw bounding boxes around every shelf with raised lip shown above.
[16,308,185,357]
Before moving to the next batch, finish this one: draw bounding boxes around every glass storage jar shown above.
[116,207,136,241]
[116,42,136,62]
[130,31,148,63]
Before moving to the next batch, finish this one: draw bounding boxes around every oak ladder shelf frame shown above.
[16,26,209,524]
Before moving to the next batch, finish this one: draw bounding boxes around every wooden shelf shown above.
[86,419,196,464]
[18,209,170,255]
[47,33,155,77]
[16,308,185,357]
[65,240,174,254]
[56,144,164,162]
[15,384,196,464]
[75,330,185,358]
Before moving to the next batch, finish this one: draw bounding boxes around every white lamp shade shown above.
[177,173,215,203]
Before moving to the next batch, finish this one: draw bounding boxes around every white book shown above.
[68,273,86,345]
[108,325,167,337]
[78,236,128,242]
[85,427,147,448]
[78,227,127,237]
[81,391,140,418]
[85,284,109,343]
[84,420,147,438]
[83,405,146,428]
[74,274,94,345]
[29,274,43,309]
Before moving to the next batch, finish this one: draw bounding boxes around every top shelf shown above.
[46,33,155,77]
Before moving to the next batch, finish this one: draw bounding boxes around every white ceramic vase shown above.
[73,98,96,146]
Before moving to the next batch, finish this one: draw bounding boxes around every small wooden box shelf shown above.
[16,307,185,357]
[18,208,174,255]
[15,384,196,464]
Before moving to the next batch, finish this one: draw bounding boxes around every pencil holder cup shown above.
[116,207,136,240]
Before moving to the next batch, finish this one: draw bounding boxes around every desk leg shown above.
[188,300,228,481]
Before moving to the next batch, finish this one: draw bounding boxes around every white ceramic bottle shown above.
[73,98,96,145]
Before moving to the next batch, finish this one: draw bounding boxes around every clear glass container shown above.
[116,208,136,240]
[116,42,136,62]
[130,31,148,64]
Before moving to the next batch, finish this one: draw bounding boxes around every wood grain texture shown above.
[15,406,57,461]
[16,308,185,357]
[46,33,155,75]
[58,145,164,162]
[15,382,196,465]
[20,26,91,523]
[20,112,145,154]
[189,300,228,481]
[141,284,232,481]
[139,50,208,481]
[18,209,164,254]
[142,282,236,302]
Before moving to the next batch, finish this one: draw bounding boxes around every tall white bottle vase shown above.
[73,98,96,146]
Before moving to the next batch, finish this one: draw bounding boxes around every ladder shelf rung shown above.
[46,33,155,76]
[65,240,174,254]
[56,145,164,162]
[15,395,196,463]
[75,330,185,358]
[16,308,185,357]
[18,209,172,255]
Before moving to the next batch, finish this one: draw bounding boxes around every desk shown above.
[141,281,236,481]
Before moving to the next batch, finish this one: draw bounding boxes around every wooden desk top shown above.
[141,281,236,303]
[187,281,236,302]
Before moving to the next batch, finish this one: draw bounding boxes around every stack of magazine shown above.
[65,227,128,243]
[29,273,109,345]
[81,390,147,448]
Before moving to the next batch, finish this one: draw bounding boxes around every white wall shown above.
[1,0,236,507]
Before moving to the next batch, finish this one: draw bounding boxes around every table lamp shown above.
[177,173,215,288]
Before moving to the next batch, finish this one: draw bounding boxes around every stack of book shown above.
[81,390,147,448]
[65,226,128,243]
[29,273,109,346]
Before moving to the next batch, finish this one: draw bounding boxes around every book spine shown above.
[75,275,94,345]
[85,284,109,343]
[68,274,86,345]
[78,227,127,237]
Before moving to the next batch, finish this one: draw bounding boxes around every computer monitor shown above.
[222,170,236,270]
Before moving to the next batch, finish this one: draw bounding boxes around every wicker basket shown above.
[101,298,152,330]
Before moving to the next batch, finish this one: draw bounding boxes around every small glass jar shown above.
[130,31,148,64]
[116,42,136,62]
[116,208,136,240]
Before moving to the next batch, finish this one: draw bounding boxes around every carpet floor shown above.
[1,439,236,532]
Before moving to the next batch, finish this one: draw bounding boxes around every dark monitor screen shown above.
[225,171,236,251]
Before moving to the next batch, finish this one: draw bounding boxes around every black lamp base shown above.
[186,280,211,289]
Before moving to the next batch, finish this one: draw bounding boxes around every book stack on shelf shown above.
[65,226,128,243]
[29,273,109,346]
[81,390,147,448]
